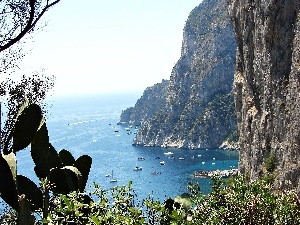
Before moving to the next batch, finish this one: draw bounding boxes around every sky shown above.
[20,0,202,97]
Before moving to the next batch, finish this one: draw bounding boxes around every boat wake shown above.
[68,120,97,126]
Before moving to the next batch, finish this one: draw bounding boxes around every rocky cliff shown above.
[228,0,300,193]
[120,0,238,149]
[120,79,169,124]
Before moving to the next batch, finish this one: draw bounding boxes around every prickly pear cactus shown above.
[13,104,43,152]
[31,122,62,179]
[0,101,93,222]
[31,124,92,194]
[74,155,92,192]
[59,149,75,166]
[0,152,18,209]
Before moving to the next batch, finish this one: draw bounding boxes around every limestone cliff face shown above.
[228,0,300,192]
[120,0,238,149]
[120,79,169,124]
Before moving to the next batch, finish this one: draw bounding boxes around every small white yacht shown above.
[110,170,117,182]
[164,152,173,155]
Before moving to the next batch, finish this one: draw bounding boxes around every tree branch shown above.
[0,0,61,53]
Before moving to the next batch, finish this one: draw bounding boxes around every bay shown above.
[11,93,239,205]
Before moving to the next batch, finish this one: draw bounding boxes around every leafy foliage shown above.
[0,73,55,153]
[265,153,277,173]
[37,176,300,224]
[190,176,300,224]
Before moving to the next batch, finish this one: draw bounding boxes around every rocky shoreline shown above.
[132,139,240,152]
[193,169,239,178]
[219,140,240,151]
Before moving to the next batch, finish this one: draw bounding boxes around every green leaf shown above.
[0,153,18,209]
[74,155,92,192]
[13,104,43,152]
[17,175,43,210]
[2,152,17,181]
[3,99,29,154]
[91,216,100,225]
[31,123,62,178]
[49,166,82,194]
[64,166,84,191]
[18,194,35,224]
[59,149,75,166]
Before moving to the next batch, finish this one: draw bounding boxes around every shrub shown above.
[2,175,299,224]
[265,153,277,173]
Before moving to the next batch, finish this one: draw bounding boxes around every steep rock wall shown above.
[129,0,237,149]
[228,0,300,192]
[120,80,170,124]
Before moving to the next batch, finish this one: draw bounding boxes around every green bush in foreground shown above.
[190,176,300,225]
[1,175,299,224]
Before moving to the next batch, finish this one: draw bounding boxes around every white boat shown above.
[138,157,145,161]
[105,173,111,177]
[179,157,185,160]
[133,166,142,171]
[110,170,117,182]
[160,161,165,165]
[151,171,161,175]
[164,152,173,155]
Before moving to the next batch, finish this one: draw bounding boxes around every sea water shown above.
[5,93,239,206]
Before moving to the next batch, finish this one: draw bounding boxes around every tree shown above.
[0,0,62,73]
[0,0,61,53]
[0,2,63,224]
[0,72,55,153]
[0,0,62,152]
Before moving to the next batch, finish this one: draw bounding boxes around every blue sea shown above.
[7,93,239,205]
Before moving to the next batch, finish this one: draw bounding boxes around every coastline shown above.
[193,169,239,178]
